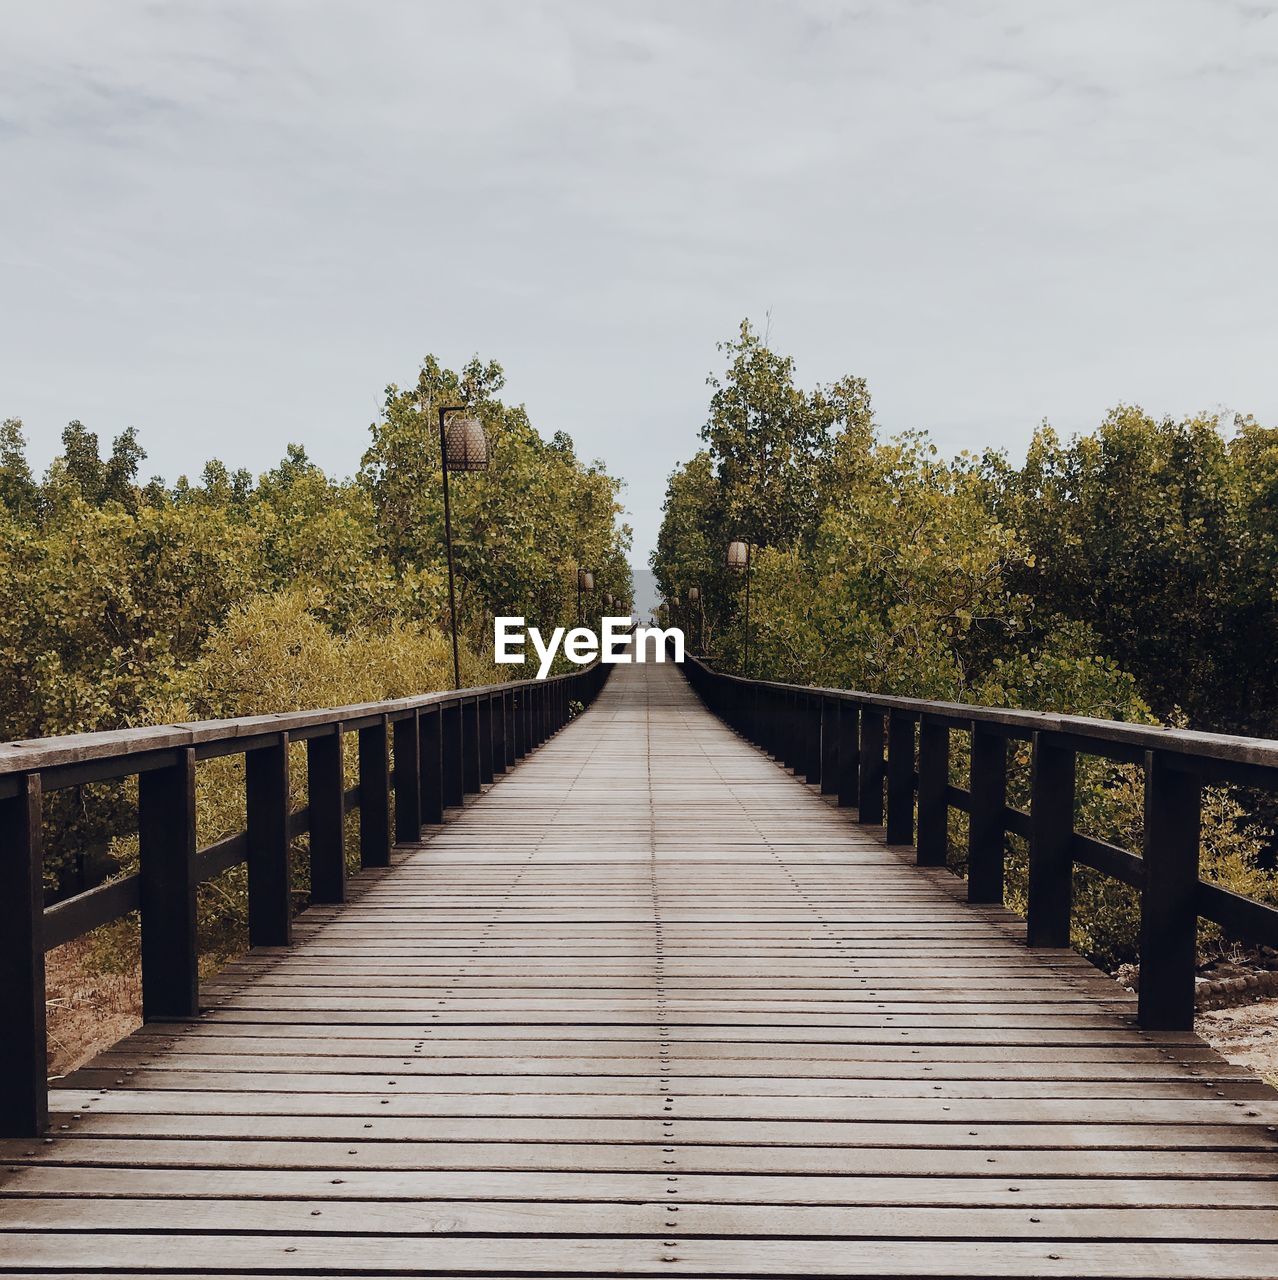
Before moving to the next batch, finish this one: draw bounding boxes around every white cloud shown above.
[2,0,1276,560]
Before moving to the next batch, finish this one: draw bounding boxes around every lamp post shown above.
[726,540,751,676]
[577,568,594,625]
[688,585,702,652]
[434,402,489,690]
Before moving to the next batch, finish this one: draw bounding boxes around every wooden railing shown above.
[682,656,1278,1032]
[0,662,610,1137]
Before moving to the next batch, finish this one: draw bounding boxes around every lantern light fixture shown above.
[442,415,489,472]
[427,401,491,689]
[726,539,753,676]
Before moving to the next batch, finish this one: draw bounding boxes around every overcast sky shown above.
[3,1,1276,563]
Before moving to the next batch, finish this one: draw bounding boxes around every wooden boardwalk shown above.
[3,658,1278,1277]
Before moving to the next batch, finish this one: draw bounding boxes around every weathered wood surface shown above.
[2,659,1277,1277]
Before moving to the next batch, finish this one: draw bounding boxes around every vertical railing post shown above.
[513,689,527,759]
[916,719,949,867]
[358,717,391,868]
[463,699,482,794]
[139,747,199,1017]
[837,702,859,808]
[501,690,515,769]
[393,712,422,843]
[1138,751,1202,1030]
[246,733,292,947]
[442,702,464,808]
[478,695,494,785]
[0,773,47,1136]
[307,730,346,904]
[785,692,801,772]
[1026,732,1075,947]
[967,726,1007,903]
[420,706,444,826]
[858,708,885,825]
[886,712,915,846]
[805,694,822,786]
[820,697,839,795]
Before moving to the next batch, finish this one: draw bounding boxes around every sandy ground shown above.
[1198,998,1278,1088]
[44,937,141,1080]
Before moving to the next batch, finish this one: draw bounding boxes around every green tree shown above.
[0,419,38,518]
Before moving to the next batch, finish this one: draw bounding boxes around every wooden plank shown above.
[7,1199,1278,1241]
[5,1234,1278,1277]
[34,1112,1278,1149]
[7,1137,1277,1176]
[6,1167,1278,1208]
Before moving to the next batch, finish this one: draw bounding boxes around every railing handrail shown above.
[0,667,589,790]
[685,655,1278,781]
[679,654,1278,1039]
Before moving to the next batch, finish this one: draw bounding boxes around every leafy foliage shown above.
[4,355,630,904]
[653,321,1278,967]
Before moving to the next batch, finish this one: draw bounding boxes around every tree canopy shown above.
[3,355,631,902]
[651,320,1278,966]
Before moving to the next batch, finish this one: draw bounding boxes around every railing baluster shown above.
[0,773,46,1137]
[916,719,949,867]
[805,694,822,785]
[1139,751,1202,1029]
[886,712,915,846]
[513,690,526,759]
[443,702,464,806]
[358,717,391,868]
[858,709,885,825]
[394,713,422,842]
[307,730,346,904]
[139,747,200,1014]
[820,697,839,795]
[785,692,801,772]
[246,733,292,947]
[463,699,482,794]
[837,702,859,808]
[500,691,514,770]
[478,695,495,786]
[420,707,444,826]
[968,726,1007,903]
[1027,731,1075,947]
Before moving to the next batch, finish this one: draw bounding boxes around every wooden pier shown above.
[2,658,1277,1276]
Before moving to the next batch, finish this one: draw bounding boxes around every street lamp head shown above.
[442,414,489,472]
[578,568,595,593]
[687,586,700,603]
[726,540,749,572]
[672,593,681,606]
